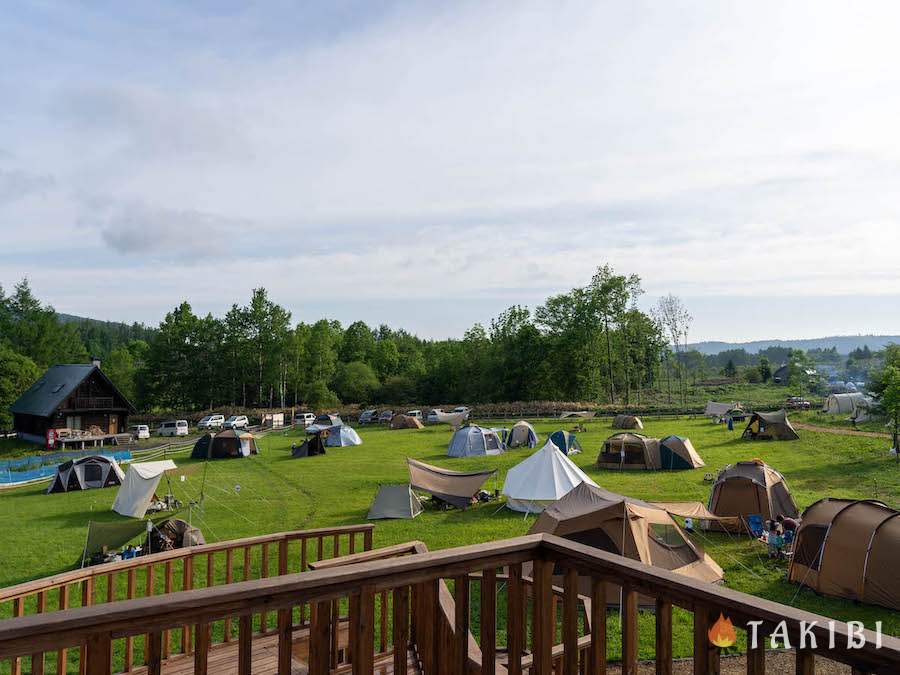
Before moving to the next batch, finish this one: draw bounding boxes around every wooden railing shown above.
[72,397,116,410]
[0,524,374,675]
[0,533,898,674]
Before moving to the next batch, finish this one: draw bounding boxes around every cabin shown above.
[9,359,136,445]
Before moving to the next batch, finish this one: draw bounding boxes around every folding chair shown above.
[746,514,764,538]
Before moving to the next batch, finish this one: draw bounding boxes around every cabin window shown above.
[793,524,828,570]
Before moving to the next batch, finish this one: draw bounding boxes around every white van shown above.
[198,414,225,430]
[129,424,150,440]
[406,409,423,420]
[293,412,316,427]
[158,420,189,437]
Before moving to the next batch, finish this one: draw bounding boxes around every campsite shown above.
[1,414,898,661]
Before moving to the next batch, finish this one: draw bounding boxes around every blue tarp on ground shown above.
[1,449,132,486]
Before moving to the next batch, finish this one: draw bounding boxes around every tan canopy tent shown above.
[742,409,799,441]
[507,420,538,448]
[705,460,798,531]
[391,414,424,430]
[47,455,125,493]
[112,460,178,519]
[528,482,723,603]
[788,498,900,610]
[367,484,423,520]
[704,401,743,419]
[596,433,661,470]
[658,435,705,470]
[561,411,595,419]
[611,414,643,430]
[407,458,496,510]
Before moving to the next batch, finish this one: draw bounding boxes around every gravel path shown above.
[604,650,852,673]
[792,422,890,439]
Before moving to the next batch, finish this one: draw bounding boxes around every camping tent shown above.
[596,433,662,470]
[112,460,178,518]
[292,426,329,457]
[528,482,724,602]
[560,411,595,419]
[658,436,705,470]
[147,518,205,552]
[502,440,598,513]
[741,410,799,441]
[823,392,866,415]
[705,460,798,531]
[46,455,125,493]
[407,458,496,509]
[507,420,538,449]
[391,414,424,430]
[704,401,745,420]
[324,425,363,447]
[548,430,581,456]
[315,413,343,426]
[788,498,900,611]
[367,484,423,519]
[433,410,467,429]
[191,430,258,459]
[612,414,643,430]
[447,425,505,457]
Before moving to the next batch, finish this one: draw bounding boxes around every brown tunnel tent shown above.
[528,482,724,604]
[391,414,424,430]
[788,498,900,611]
[705,460,799,531]
[742,409,799,441]
[191,430,259,459]
[47,455,125,493]
[406,458,496,510]
[597,433,662,470]
[611,414,643,430]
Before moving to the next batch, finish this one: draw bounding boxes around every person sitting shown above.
[776,514,798,533]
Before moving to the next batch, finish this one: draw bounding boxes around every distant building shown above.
[10,360,136,444]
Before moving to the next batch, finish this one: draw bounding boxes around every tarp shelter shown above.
[147,518,205,552]
[367,484,423,519]
[612,414,643,430]
[528,482,724,603]
[788,498,900,610]
[502,440,598,513]
[507,421,538,449]
[561,411,595,419]
[447,425,505,457]
[191,430,258,459]
[81,520,150,566]
[391,414,424,430]
[433,410,467,430]
[407,458,496,509]
[315,413,343,426]
[112,460,178,519]
[46,455,125,493]
[324,425,362,447]
[548,430,582,456]
[705,401,737,418]
[742,409,799,441]
[705,460,798,531]
[292,429,327,457]
[596,433,661,470]
[658,436,705,470]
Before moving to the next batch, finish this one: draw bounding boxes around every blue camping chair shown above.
[746,514,764,538]
[782,528,795,545]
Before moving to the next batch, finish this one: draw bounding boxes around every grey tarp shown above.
[367,484,423,519]
[742,409,799,441]
[407,458,496,509]
[82,520,150,565]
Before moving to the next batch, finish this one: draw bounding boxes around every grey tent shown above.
[47,455,125,493]
[742,409,799,441]
[367,484,423,519]
[611,414,643,430]
[447,425,505,457]
[315,413,343,427]
[191,430,259,459]
[407,458,496,509]
[507,420,538,448]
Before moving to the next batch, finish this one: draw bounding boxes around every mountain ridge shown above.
[688,335,900,355]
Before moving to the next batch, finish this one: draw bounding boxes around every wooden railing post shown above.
[532,559,554,675]
[194,621,210,674]
[145,631,162,675]
[224,549,234,641]
[124,569,136,671]
[162,561,172,659]
[481,568,497,675]
[79,577,93,675]
[507,563,524,675]
[85,633,111,675]
[796,649,814,675]
[300,538,309,626]
[261,544,270,633]
[563,568,579,675]
[238,614,252,675]
[363,528,373,551]
[181,556,193,654]
[393,586,409,674]
[655,598,672,675]
[309,600,332,675]
[277,608,293,674]
[693,608,715,675]
[621,583,637,674]
[589,579,607,675]
[453,575,470,674]
[351,586,375,673]
[57,584,70,675]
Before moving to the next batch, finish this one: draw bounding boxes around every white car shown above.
[129,424,150,440]
[224,415,249,430]
[198,414,225,430]
[406,409,423,420]
[453,406,471,415]
[293,412,316,427]
[158,420,189,437]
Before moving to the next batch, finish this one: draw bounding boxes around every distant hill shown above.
[689,335,900,356]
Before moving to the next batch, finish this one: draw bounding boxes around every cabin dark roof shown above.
[9,364,136,417]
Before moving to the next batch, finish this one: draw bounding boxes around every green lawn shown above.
[1,416,897,661]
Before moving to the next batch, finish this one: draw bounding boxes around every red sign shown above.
[46,429,56,450]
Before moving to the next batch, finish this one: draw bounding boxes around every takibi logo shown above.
[708,613,737,648]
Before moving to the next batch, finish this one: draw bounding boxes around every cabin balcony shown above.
[0,527,898,675]
[69,397,117,410]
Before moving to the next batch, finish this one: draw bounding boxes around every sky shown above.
[2,1,900,342]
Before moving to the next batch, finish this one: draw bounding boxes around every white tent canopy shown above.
[502,440,598,513]
[112,460,177,519]
[823,392,871,419]
[324,425,363,447]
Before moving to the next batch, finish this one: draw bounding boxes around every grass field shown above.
[1,416,898,661]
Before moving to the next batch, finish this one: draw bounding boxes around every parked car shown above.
[426,409,443,423]
[358,409,379,425]
[452,406,471,415]
[198,414,225,430]
[406,409,423,420]
[293,412,316,427]
[129,424,150,440]
[224,415,249,430]
[378,410,394,423]
[158,420,189,437]
[786,396,811,410]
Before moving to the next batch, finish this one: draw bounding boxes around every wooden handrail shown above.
[1,533,898,674]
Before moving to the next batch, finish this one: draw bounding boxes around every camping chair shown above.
[746,514,764,538]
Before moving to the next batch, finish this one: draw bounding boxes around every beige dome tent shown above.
[597,433,661,470]
[46,455,125,493]
[705,460,798,531]
[390,414,424,430]
[528,482,723,603]
[507,420,538,448]
[611,414,643,430]
[788,498,900,610]
[741,409,799,441]
[658,435,705,469]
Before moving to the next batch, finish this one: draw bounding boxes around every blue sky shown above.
[2,1,900,341]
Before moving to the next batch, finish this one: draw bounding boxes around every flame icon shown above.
[708,613,736,648]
